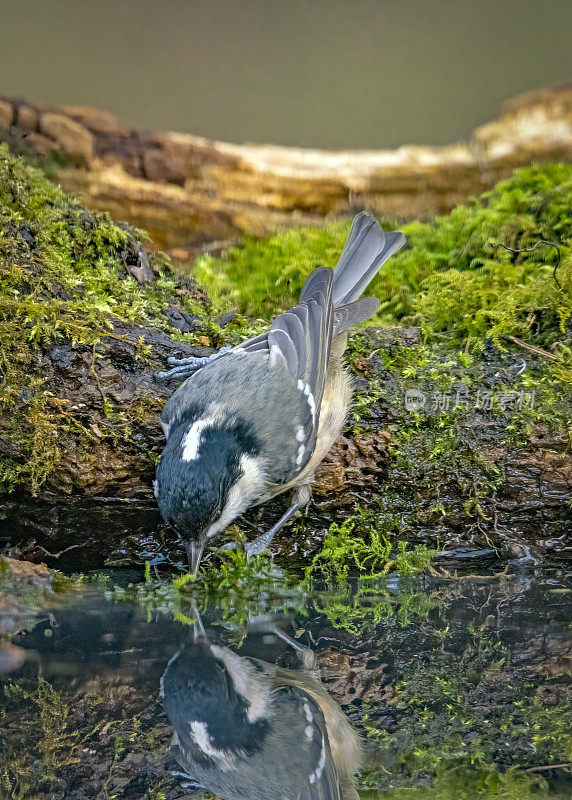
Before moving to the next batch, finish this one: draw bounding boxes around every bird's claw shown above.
[169,772,206,794]
[245,537,272,560]
[155,346,233,381]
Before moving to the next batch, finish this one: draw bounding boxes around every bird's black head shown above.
[155,415,262,572]
[161,641,270,763]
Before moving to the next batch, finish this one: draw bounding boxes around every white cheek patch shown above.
[205,454,266,540]
[181,417,216,461]
[209,645,271,722]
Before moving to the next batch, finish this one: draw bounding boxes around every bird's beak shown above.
[187,541,205,576]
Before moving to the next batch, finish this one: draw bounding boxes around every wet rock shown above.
[121,240,155,283]
[15,103,38,131]
[0,641,26,673]
[163,306,198,333]
[318,648,394,706]
[17,223,36,248]
[364,326,422,350]
[217,311,238,327]
[39,112,93,162]
[0,555,53,588]
[142,148,186,185]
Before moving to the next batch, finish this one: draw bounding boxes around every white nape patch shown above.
[303,702,313,723]
[205,453,267,540]
[210,645,271,722]
[309,737,327,784]
[305,725,314,740]
[181,417,216,461]
[189,721,234,769]
[297,380,316,424]
[296,426,305,442]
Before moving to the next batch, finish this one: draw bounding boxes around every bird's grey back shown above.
[171,684,342,800]
[161,351,304,484]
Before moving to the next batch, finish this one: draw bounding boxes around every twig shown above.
[524,763,571,773]
[503,334,560,361]
[35,543,83,559]
[489,239,562,289]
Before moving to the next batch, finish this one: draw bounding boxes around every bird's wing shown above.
[162,267,334,480]
[260,265,335,478]
[283,688,342,800]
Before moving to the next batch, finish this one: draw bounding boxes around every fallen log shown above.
[1,84,571,259]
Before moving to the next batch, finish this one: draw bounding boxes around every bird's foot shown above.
[247,615,317,669]
[170,772,206,794]
[155,345,232,381]
[245,499,303,560]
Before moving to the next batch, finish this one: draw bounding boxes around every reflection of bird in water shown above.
[160,613,362,800]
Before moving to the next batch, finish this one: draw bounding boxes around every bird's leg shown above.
[247,615,317,671]
[245,485,311,560]
[155,345,232,381]
[245,501,299,559]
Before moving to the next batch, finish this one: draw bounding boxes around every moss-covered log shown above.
[0,149,570,564]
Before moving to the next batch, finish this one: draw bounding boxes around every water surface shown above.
[1,561,570,799]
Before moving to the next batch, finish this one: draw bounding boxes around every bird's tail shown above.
[331,212,405,330]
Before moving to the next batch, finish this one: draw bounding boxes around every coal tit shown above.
[161,615,362,800]
[155,213,405,571]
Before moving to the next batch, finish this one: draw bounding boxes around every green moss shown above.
[359,767,559,799]
[196,164,571,351]
[312,577,440,635]
[107,546,304,629]
[194,221,353,316]
[0,674,97,800]
[0,145,219,493]
[304,508,436,582]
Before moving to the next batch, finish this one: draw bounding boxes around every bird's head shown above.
[155,415,265,573]
[161,640,272,761]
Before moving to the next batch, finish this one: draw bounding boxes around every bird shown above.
[155,212,406,572]
[161,612,362,800]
